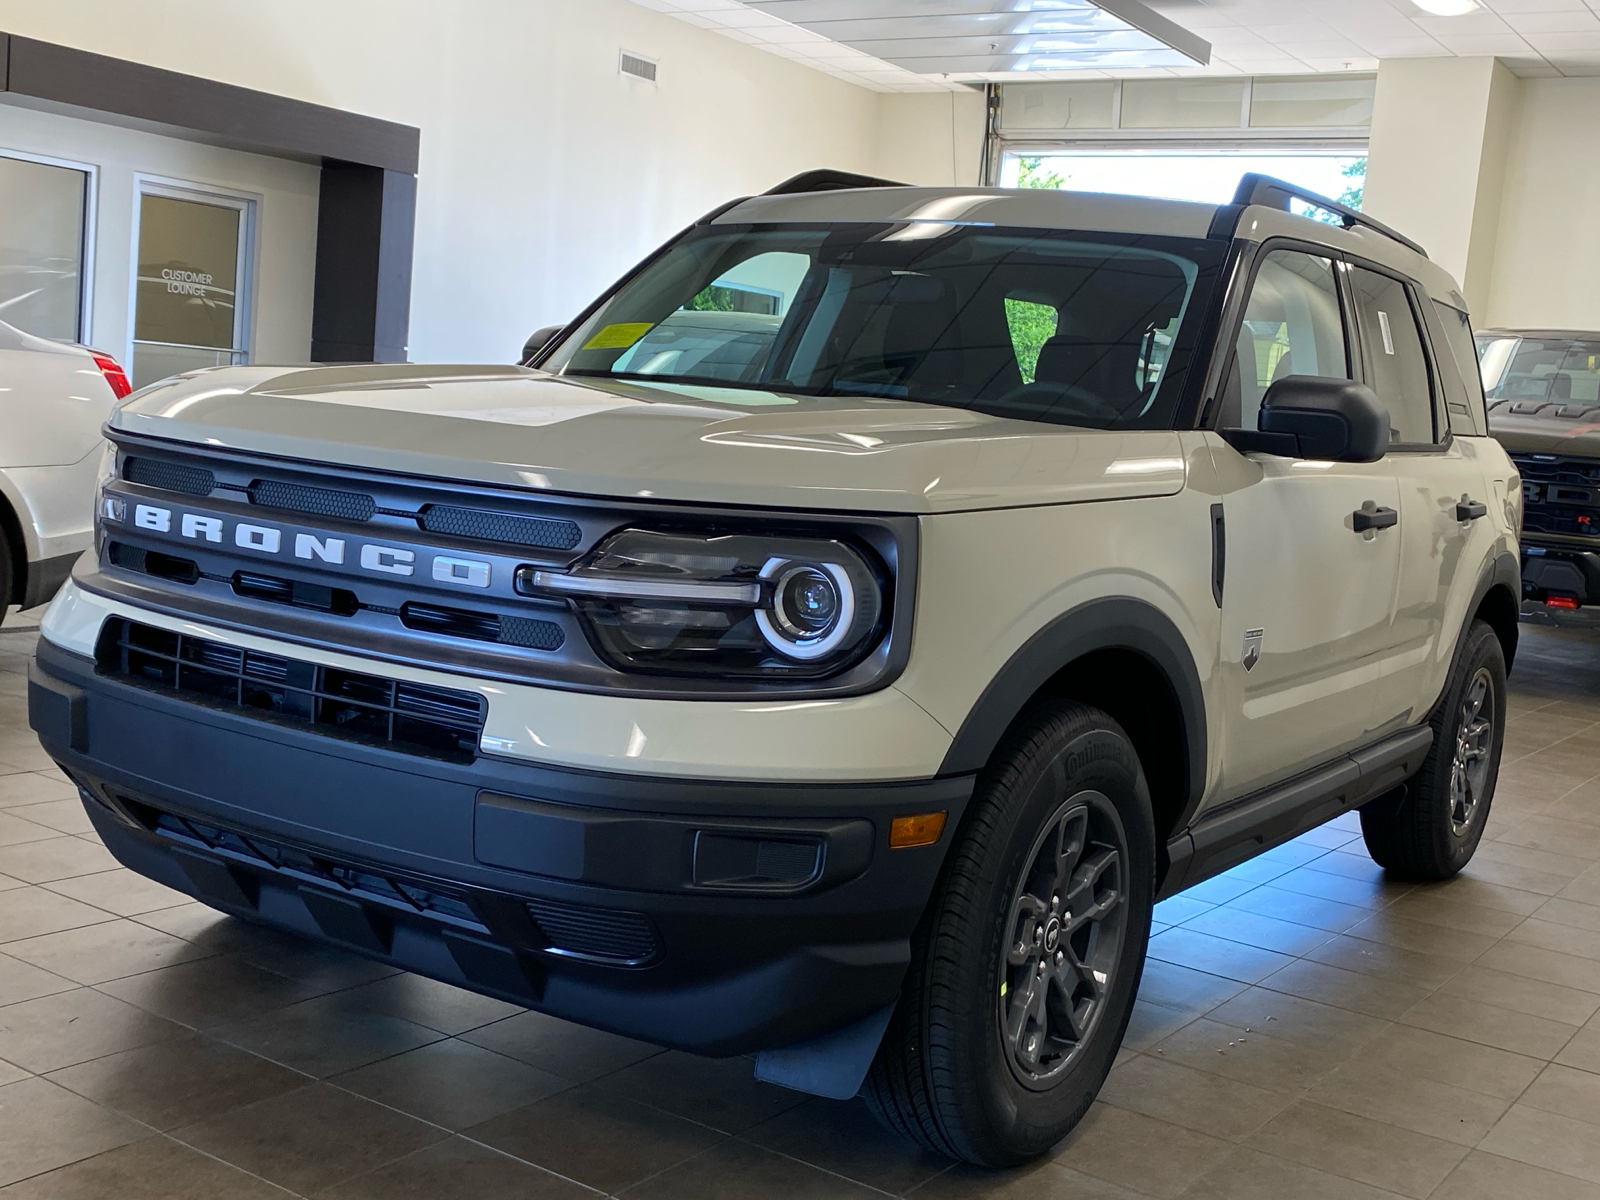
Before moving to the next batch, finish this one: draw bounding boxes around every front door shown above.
[130,183,252,388]
[1208,247,1407,800]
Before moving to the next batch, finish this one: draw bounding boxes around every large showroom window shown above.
[0,150,91,342]
[991,75,1371,210]
[130,181,255,387]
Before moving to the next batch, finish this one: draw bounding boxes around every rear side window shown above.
[1349,267,1437,445]
[1430,301,1489,434]
[1216,248,1350,431]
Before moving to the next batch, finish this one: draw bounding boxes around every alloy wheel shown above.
[998,791,1128,1089]
[1449,666,1495,836]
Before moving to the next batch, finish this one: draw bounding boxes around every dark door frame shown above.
[0,32,421,363]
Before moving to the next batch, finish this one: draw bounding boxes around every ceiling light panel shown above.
[740,0,1211,74]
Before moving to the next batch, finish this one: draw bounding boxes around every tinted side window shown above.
[1430,301,1489,434]
[1218,249,1350,431]
[1350,268,1436,444]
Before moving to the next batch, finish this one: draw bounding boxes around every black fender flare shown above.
[1442,550,1521,702]
[937,597,1208,831]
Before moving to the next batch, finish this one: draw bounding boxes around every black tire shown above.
[1361,618,1506,880]
[863,700,1155,1166]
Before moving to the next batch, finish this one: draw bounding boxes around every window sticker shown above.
[1377,309,1395,356]
[583,322,655,351]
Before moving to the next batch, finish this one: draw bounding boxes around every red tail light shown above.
[90,351,132,400]
[1547,594,1580,610]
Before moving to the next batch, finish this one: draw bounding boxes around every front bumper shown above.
[29,635,971,1056]
[1521,543,1600,607]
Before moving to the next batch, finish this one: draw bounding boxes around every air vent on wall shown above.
[619,51,658,83]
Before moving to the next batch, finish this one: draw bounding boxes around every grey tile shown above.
[0,810,64,848]
[1177,1144,1407,1200]
[174,1081,448,1195]
[910,1159,1156,1198]
[1347,1023,1545,1100]
[1204,986,1390,1054]
[1302,932,1465,990]
[0,835,119,883]
[95,953,331,1028]
[0,885,115,943]
[1224,885,1370,933]
[0,986,184,1073]
[1133,959,1248,1015]
[619,1137,882,1199]
[210,990,445,1077]
[1400,988,1581,1059]
[320,1136,597,1200]
[1432,1149,1600,1200]
[1148,1016,1355,1095]
[465,1082,723,1194]
[0,1134,296,1199]
[336,971,526,1035]
[1480,1102,1600,1185]
[0,771,82,809]
[1244,1099,1469,1198]
[0,1076,150,1188]
[1259,957,1433,1020]
[593,1050,808,1134]
[45,1033,305,1130]
[331,1037,570,1131]
[1520,1061,1600,1127]
[2,917,212,984]
[1307,1056,1511,1145]
[0,950,76,1006]
[743,1096,950,1195]
[1147,927,1296,985]
[461,1009,662,1083]
[1051,1102,1230,1200]
[9,798,97,836]
[1437,963,1600,1026]
[42,869,190,918]
[1177,906,1335,956]
[1096,1054,1292,1139]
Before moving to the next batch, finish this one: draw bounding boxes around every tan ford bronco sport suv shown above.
[29,170,1520,1165]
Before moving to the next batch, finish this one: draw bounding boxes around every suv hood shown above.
[1489,398,1600,459]
[111,364,1189,514]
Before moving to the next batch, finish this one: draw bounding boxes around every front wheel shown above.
[863,701,1154,1166]
[1361,618,1507,880]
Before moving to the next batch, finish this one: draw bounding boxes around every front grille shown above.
[1511,454,1600,539]
[400,602,565,651]
[124,456,217,496]
[419,504,582,551]
[108,542,200,584]
[248,478,377,522]
[1510,454,1600,487]
[96,618,486,761]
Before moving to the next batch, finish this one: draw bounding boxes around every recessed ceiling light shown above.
[1412,0,1479,14]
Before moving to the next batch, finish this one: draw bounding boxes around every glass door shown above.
[130,183,253,388]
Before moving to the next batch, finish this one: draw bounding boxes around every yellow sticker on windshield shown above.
[582,322,653,351]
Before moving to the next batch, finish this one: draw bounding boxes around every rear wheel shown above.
[1361,619,1506,880]
[863,701,1154,1166]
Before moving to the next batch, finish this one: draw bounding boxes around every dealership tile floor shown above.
[6,615,1600,1197]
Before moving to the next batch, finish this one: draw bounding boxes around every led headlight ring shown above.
[755,557,856,661]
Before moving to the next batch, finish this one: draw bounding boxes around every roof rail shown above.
[763,169,907,197]
[1232,172,1428,259]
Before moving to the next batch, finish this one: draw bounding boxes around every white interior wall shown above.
[873,92,988,188]
[0,0,900,364]
[0,102,319,368]
[1484,77,1600,331]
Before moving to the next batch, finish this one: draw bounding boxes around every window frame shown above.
[1200,235,1358,432]
[126,174,259,378]
[0,146,98,345]
[1340,258,1448,452]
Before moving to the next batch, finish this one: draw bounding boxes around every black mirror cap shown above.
[1258,375,1390,463]
[521,325,567,366]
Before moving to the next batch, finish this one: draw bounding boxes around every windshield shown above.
[544,222,1227,429]
[1477,335,1600,404]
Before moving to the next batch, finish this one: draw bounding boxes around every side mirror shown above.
[521,324,567,366]
[1221,376,1389,463]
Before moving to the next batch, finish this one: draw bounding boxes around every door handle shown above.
[1456,496,1489,521]
[1352,503,1398,532]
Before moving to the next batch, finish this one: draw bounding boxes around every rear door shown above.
[1207,247,1407,800]
[1355,272,1506,721]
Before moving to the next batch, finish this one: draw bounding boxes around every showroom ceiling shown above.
[630,0,1600,90]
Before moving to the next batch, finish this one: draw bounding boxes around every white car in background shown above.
[0,318,129,611]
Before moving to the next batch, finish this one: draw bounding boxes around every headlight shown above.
[96,443,125,525]
[519,528,886,677]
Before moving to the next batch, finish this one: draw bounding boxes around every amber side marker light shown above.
[889,811,947,848]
